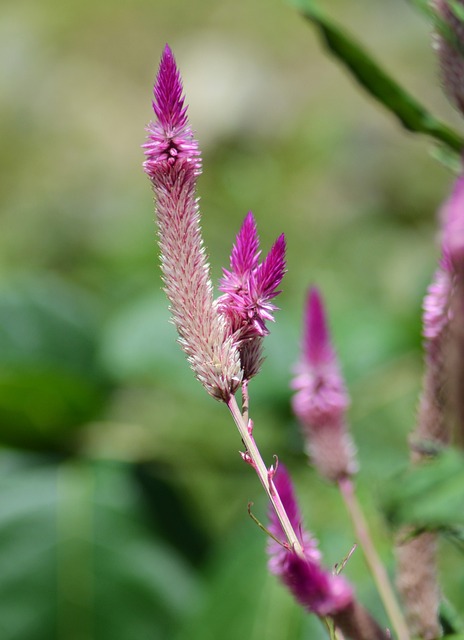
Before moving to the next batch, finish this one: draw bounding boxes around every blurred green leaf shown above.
[0,454,200,640]
[381,448,464,528]
[294,0,464,153]
[0,274,111,449]
[441,598,464,635]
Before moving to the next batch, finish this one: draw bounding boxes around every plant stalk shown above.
[338,476,410,640]
[227,394,303,555]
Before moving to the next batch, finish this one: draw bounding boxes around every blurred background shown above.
[0,0,463,638]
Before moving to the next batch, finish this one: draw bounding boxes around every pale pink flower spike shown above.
[143,45,241,401]
[292,287,357,481]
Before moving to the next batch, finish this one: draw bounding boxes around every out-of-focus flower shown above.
[266,465,353,617]
[218,212,286,379]
[291,288,357,481]
[433,0,464,115]
[143,45,241,401]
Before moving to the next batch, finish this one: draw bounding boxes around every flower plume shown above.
[218,212,286,378]
[292,288,357,481]
[143,45,240,401]
[266,465,353,617]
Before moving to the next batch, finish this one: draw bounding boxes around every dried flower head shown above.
[143,45,241,401]
[292,288,357,481]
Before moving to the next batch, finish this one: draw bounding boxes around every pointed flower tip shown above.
[153,44,186,131]
[143,45,201,179]
[229,211,260,276]
[304,286,332,366]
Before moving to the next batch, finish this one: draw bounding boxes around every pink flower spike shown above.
[267,463,319,564]
[266,465,353,617]
[292,287,357,482]
[143,45,201,179]
[304,287,334,366]
[143,47,241,401]
[218,215,286,380]
[422,255,452,346]
[441,174,464,268]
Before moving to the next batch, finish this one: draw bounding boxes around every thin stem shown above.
[338,477,410,640]
[227,394,303,555]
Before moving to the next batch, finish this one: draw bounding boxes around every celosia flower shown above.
[143,45,241,401]
[441,173,464,268]
[218,212,286,378]
[433,0,464,115]
[267,465,353,617]
[440,172,464,445]
[291,287,357,481]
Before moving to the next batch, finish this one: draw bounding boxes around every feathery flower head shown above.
[292,288,357,481]
[143,45,201,180]
[433,0,464,114]
[143,46,241,401]
[218,212,286,339]
[267,465,353,617]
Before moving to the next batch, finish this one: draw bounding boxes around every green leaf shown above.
[293,0,464,154]
[381,448,464,529]
[0,454,200,640]
[441,598,464,635]
[0,274,111,449]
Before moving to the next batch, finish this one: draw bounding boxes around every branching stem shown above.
[227,394,304,555]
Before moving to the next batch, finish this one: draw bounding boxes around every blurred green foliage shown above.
[1,0,464,637]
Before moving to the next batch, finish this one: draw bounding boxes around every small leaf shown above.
[381,448,464,529]
[294,0,464,153]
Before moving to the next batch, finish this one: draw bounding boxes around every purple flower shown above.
[422,254,452,347]
[218,212,286,378]
[441,173,464,268]
[267,465,353,617]
[143,44,201,178]
[143,46,241,401]
[219,212,286,338]
[291,288,357,481]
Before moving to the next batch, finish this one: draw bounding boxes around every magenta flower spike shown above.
[218,212,286,379]
[291,287,357,482]
[266,465,353,617]
[143,46,241,401]
[143,44,201,178]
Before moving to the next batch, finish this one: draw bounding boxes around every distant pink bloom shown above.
[267,465,353,617]
[218,212,286,378]
[292,288,357,481]
[422,254,452,347]
[441,173,464,268]
[143,45,241,401]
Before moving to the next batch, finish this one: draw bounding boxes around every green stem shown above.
[227,394,303,555]
[338,477,410,640]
